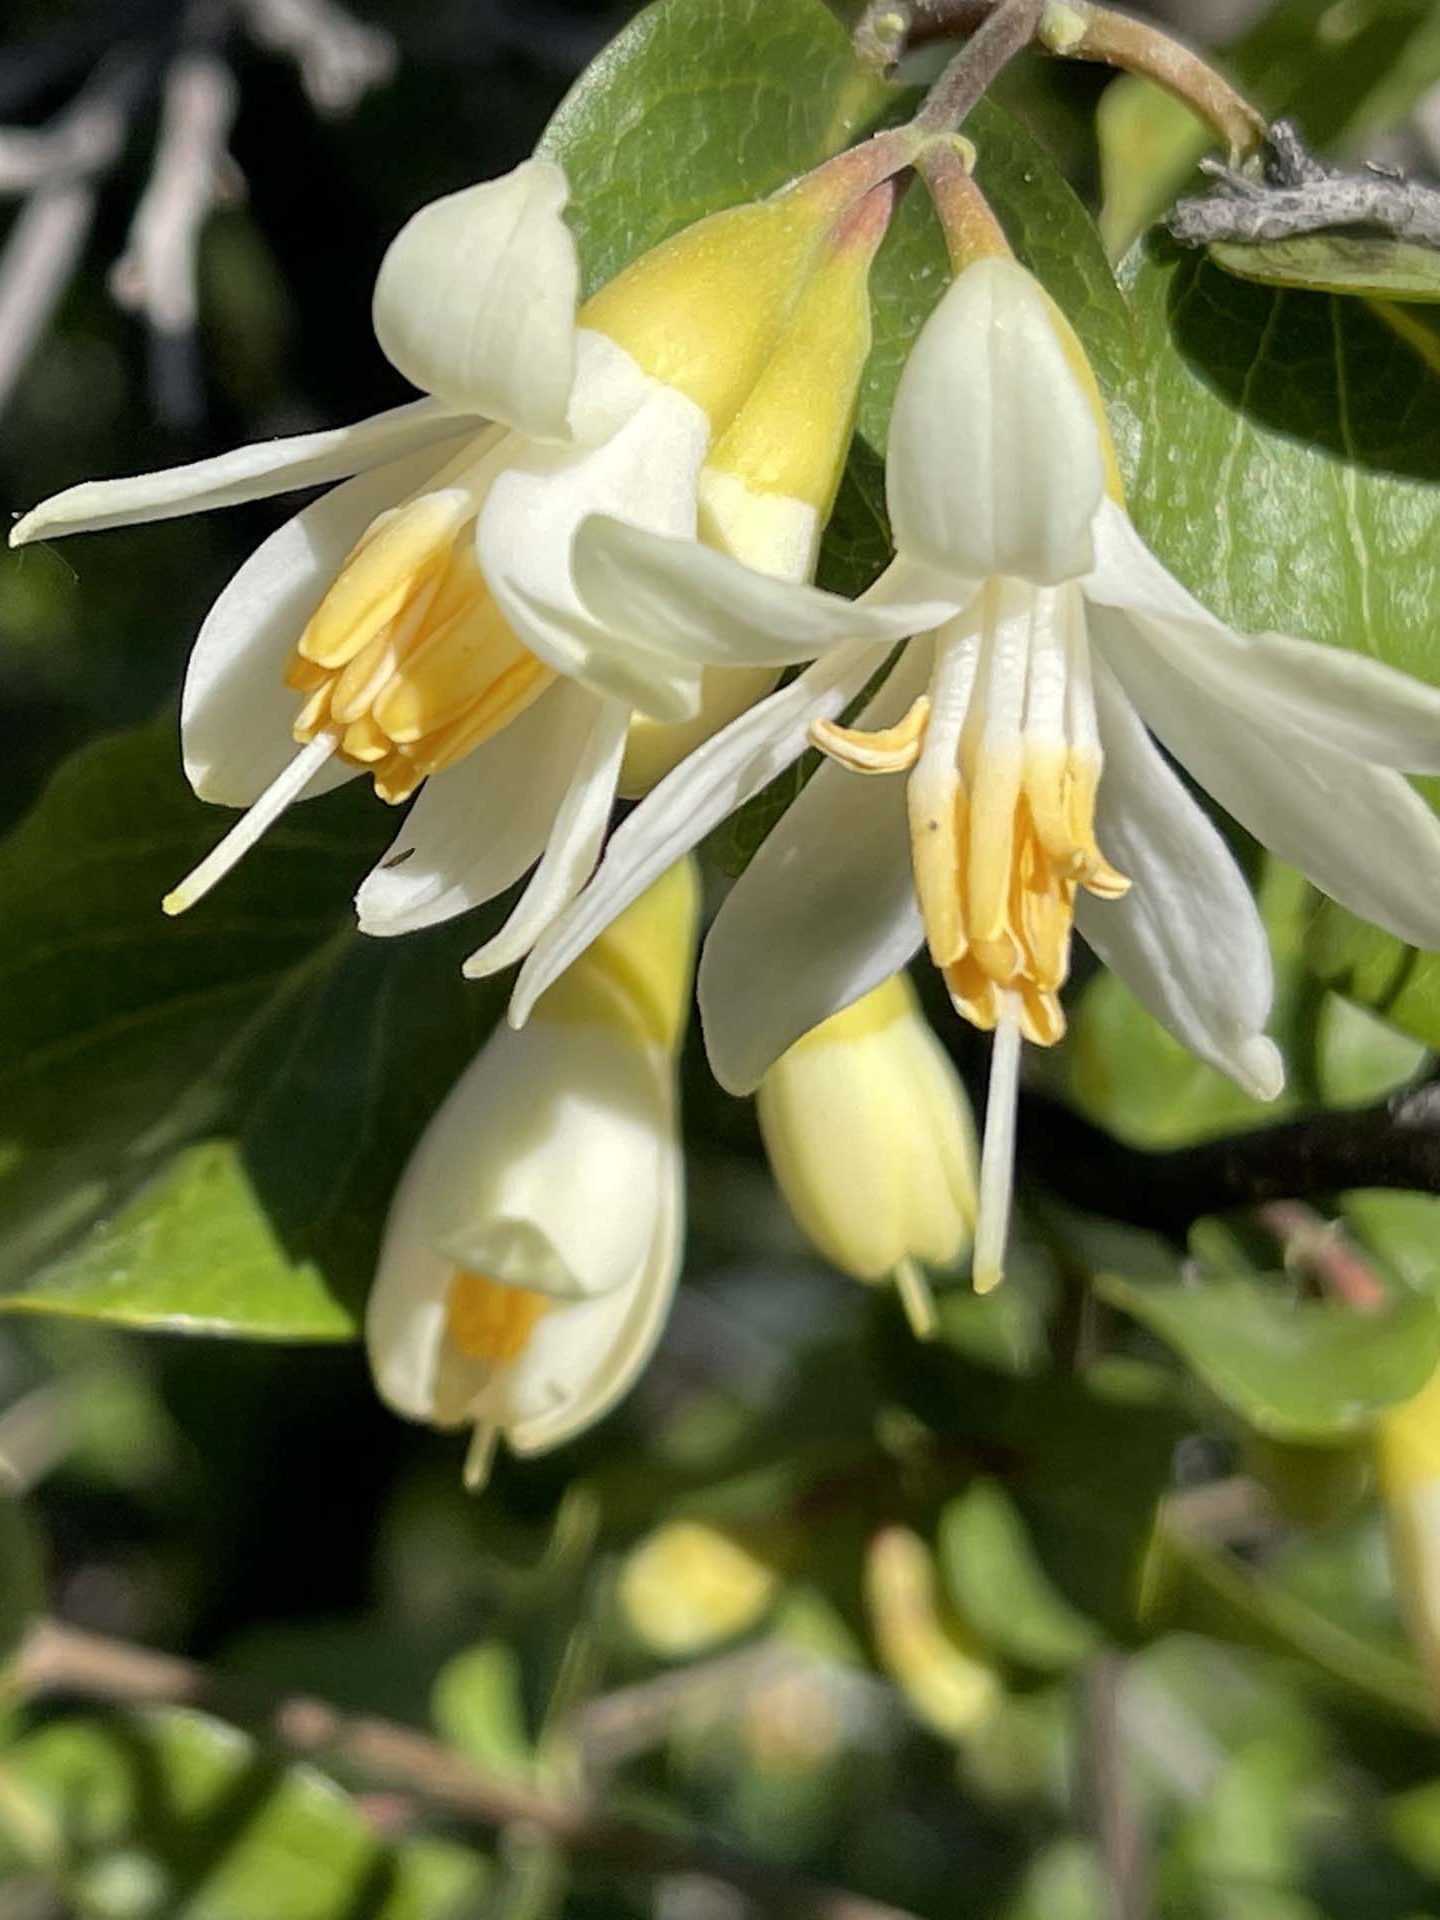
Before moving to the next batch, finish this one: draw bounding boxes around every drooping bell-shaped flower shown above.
[365,857,698,1488]
[757,973,975,1336]
[10,138,924,960]
[509,250,1440,1292]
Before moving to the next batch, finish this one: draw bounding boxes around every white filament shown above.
[162,731,339,915]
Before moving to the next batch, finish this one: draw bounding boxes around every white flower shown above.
[757,972,975,1336]
[511,254,1440,1291]
[10,145,925,963]
[366,858,698,1487]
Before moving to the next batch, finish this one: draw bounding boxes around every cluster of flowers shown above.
[18,131,1440,1485]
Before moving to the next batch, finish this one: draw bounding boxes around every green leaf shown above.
[1207,233,1440,303]
[1097,1270,1440,1441]
[1153,1527,1430,1730]
[431,1642,534,1782]
[1308,901,1440,1052]
[539,0,888,297]
[0,720,501,1336]
[0,1145,352,1339]
[1124,241,1440,690]
[0,1707,490,1919]
[938,1479,1101,1671]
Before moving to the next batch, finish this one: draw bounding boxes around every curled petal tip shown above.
[1239,1036,1285,1103]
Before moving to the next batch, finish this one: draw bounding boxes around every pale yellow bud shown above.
[620,1521,777,1659]
[866,1527,1000,1742]
[757,974,977,1336]
[1377,1360,1440,1707]
[618,173,898,797]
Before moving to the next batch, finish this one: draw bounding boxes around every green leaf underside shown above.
[1208,234,1440,303]
[0,1708,488,1919]
[1098,1270,1440,1441]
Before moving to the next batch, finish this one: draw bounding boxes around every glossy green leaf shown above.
[0,1144,352,1339]
[938,1480,1100,1671]
[1125,241,1440,689]
[1097,1270,1440,1440]
[0,721,501,1337]
[0,1707,490,1919]
[1208,233,1440,302]
[539,0,888,297]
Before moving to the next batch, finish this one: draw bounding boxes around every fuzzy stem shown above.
[911,0,1046,135]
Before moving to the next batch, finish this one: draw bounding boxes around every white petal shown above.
[1087,501,1440,772]
[478,372,713,710]
[1076,658,1283,1099]
[464,694,629,976]
[366,1014,672,1427]
[372,158,579,439]
[356,679,597,936]
[1095,604,1440,950]
[567,518,960,669]
[509,641,895,1026]
[182,438,475,805]
[886,256,1105,587]
[10,399,473,546]
[698,642,935,1094]
[507,1125,683,1455]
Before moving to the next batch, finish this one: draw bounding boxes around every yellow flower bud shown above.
[757,974,977,1337]
[618,168,900,796]
[1377,1359,1440,1705]
[866,1527,1000,1742]
[620,1521,777,1659]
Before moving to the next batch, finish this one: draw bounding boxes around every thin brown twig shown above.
[1012,1080,1440,1235]
[911,0,1046,133]
[1080,1654,1151,1920]
[10,1618,919,1920]
[858,0,1264,158]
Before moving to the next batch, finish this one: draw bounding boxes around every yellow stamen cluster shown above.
[932,745,1128,1046]
[287,491,553,804]
[446,1269,550,1364]
[815,694,1127,1049]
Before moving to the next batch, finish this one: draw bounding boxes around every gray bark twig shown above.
[110,49,241,427]
[1170,117,1440,248]
[241,0,395,114]
[0,54,147,416]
